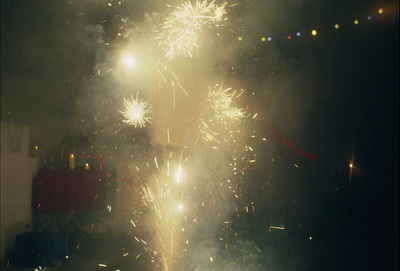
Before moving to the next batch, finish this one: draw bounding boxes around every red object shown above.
[36,169,106,213]
[287,35,292,40]
[98,155,103,171]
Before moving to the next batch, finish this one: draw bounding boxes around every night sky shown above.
[1,0,399,270]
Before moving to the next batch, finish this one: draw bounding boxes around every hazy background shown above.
[1,0,398,269]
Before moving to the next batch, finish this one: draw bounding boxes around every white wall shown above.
[1,122,39,261]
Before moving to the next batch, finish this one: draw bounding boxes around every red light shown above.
[324,188,328,192]
[287,35,292,40]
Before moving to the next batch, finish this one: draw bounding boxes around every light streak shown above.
[175,164,182,183]
[270,226,285,230]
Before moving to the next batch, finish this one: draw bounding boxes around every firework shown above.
[120,92,152,128]
[199,83,245,142]
[156,1,228,61]
[209,84,245,123]
[127,149,193,271]
[198,119,220,143]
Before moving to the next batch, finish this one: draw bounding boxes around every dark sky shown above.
[1,0,399,268]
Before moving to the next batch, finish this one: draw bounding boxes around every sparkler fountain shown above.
[80,1,260,269]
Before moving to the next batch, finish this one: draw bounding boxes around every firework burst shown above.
[209,85,245,123]
[156,0,228,61]
[199,84,245,142]
[120,92,152,128]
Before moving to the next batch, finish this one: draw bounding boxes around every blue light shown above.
[367,16,372,21]
[267,36,272,41]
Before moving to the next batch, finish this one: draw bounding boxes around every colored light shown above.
[296,32,301,36]
[35,145,38,150]
[378,8,384,14]
[238,36,243,41]
[287,35,292,40]
[349,163,353,168]
[267,36,272,41]
[334,24,340,29]
[311,29,317,36]
[367,16,372,21]
[261,36,266,42]
[354,19,359,25]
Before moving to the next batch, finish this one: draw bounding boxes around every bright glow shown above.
[311,29,317,36]
[175,164,182,183]
[296,32,301,36]
[238,36,243,41]
[349,163,353,168]
[261,36,266,42]
[122,54,137,68]
[378,8,384,14]
[354,19,359,25]
[335,24,340,29]
[35,145,38,150]
[120,93,152,128]
[267,36,272,41]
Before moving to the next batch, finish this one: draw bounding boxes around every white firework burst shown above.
[209,85,245,123]
[156,0,228,61]
[199,84,245,143]
[120,93,152,128]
